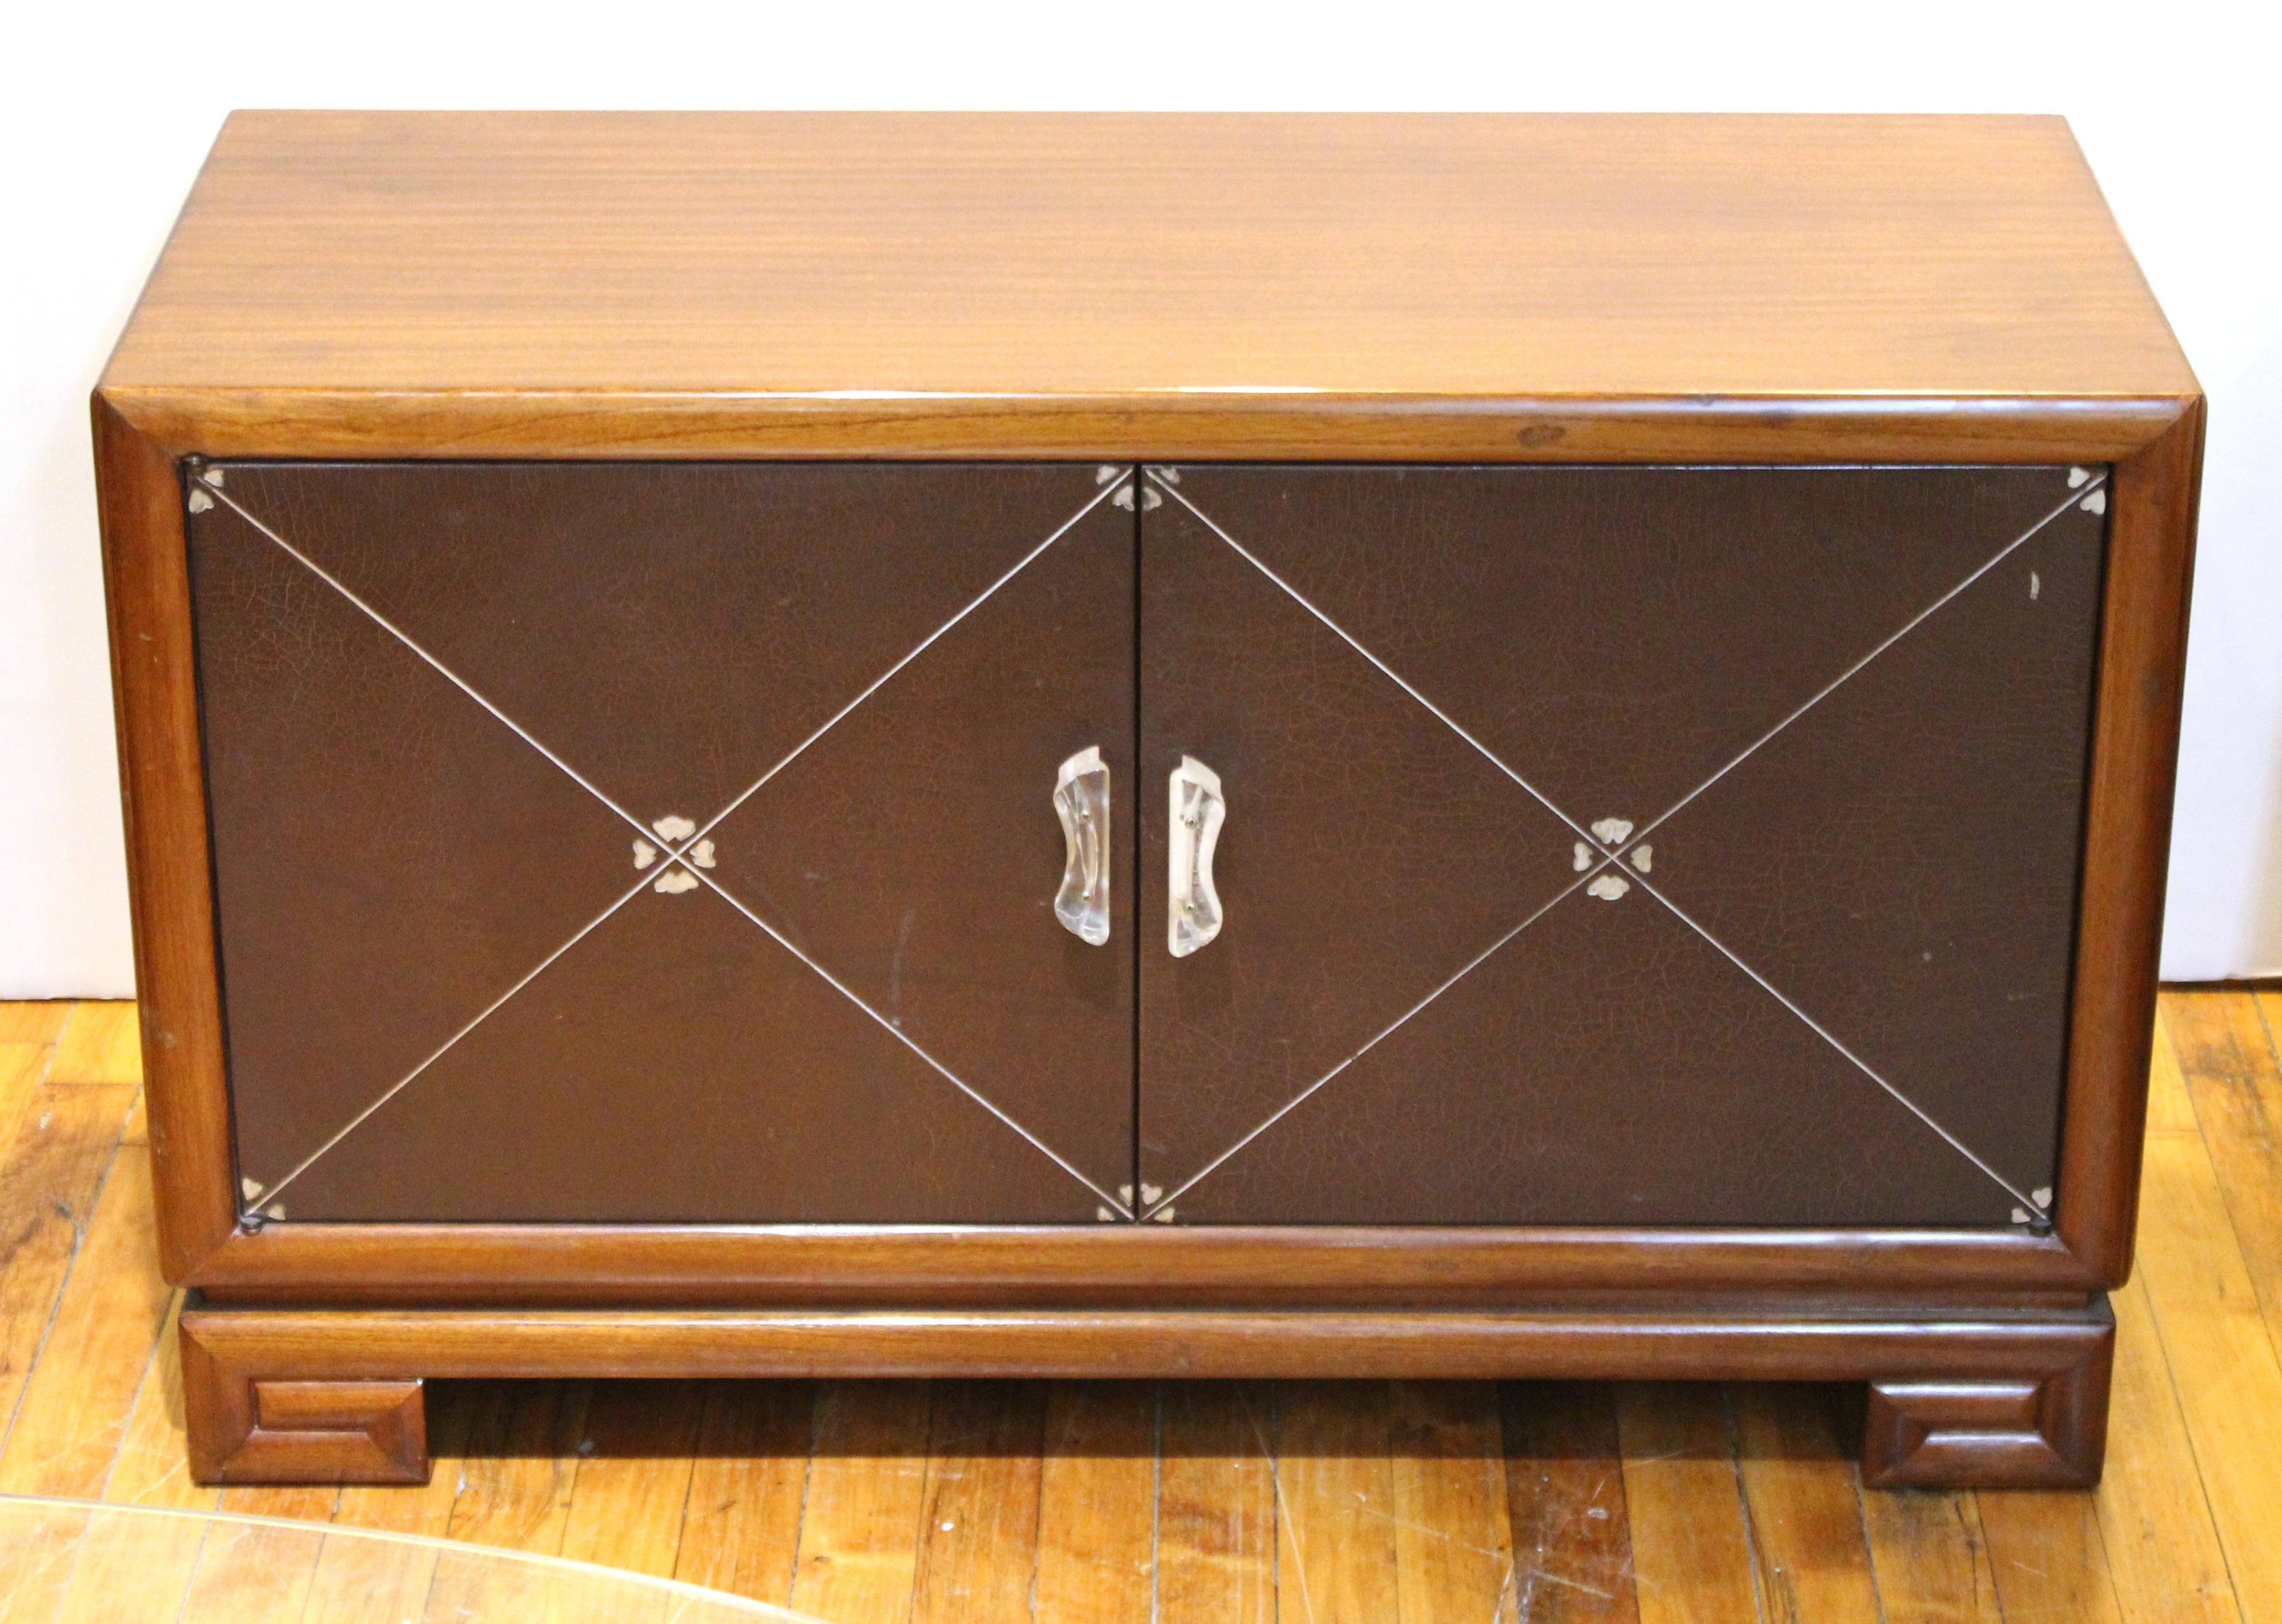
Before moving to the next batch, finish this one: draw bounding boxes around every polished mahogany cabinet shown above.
[95,112,2201,1487]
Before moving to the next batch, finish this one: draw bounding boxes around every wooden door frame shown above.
[95,388,2202,1305]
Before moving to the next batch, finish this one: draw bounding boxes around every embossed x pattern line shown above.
[200,464,1140,1221]
[1139,464,2111,1223]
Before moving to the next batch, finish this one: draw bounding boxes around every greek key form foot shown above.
[181,1317,427,1485]
[1860,1316,2112,1489]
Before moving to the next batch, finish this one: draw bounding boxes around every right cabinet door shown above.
[1135,464,2108,1228]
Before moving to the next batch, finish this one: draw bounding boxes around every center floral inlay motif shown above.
[631,815,717,894]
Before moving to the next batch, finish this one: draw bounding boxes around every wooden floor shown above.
[5,992,2282,1622]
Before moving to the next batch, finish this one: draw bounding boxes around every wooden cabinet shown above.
[95,112,2201,1489]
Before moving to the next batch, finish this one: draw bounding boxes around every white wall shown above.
[5,0,2277,995]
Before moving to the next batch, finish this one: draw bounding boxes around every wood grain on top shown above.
[104,111,2192,405]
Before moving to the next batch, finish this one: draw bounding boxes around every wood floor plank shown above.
[0,1004,70,1048]
[1730,1385,1880,1623]
[300,1533,440,1624]
[791,1380,933,1624]
[2165,991,2282,1354]
[911,1380,1048,1624]
[2146,1003,2201,1134]
[1033,1381,1156,1624]
[421,1381,593,1621]
[0,1496,89,1624]
[0,1137,173,1497]
[557,1380,706,1579]
[174,1518,326,1624]
[673,1379,814,1607]
[1861,1489,1998,1622]
[43,1509,210,1624]
[1273,1380,1399,1624]
[1501,1382,1640,1624]
[46,1004,140,1087]
[1387,1381,1514,1624]
[2257,990,2282,1063]
[1976,1491,2124,1624]
[2132,1122,2282,1619]
[0,1043,53,1159]
[1155,1381,1276,1624]
[2091,1229,2241,1621]
[0,1082,136,1464]
[303,1384,472,1624]
[443,1380,592,1553]
[216,1482,340,1522]
[1617,1384,1759,1624]
[102,1293,217,1511]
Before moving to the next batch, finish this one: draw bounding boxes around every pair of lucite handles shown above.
[1051,747,1223,958]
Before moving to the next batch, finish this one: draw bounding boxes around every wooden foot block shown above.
[1860,1316,2112,1489]
[182,1319,427,1485]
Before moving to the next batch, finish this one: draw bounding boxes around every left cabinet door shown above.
[187,462,1138,1223]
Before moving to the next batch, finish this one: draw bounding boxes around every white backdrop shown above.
[5,0,2277,995]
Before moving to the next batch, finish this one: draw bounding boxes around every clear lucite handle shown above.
[1053,746,1111,946]
[1168,755,1226,958]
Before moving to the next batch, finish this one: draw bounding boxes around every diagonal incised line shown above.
[608,473,1135,874]
[1138,466,2103,1219]
[683,471,1137,851]
[211,470,1135,1211]
[692,869,1134,1218]
[211,471,1133,867]
[624,473,1136,874]
[244,864,662,1212]
[1627,870,2043,1212]
[1625,473,2108,851]
[1152,467,2104,877]
[202,483,661,845]
[1140,464,1632,1215]
[1146,472,1600,849]
[1143,860,1621,1218]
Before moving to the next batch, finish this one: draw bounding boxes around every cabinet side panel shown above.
[2059,401,2204,1284]
[91,400,238,1276]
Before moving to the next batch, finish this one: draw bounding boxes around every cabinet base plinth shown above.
[179,1295,2114,1488]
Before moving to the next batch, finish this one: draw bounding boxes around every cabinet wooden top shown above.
[101,111,2196,460]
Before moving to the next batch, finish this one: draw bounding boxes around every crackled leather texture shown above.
[190,462,1132,1221]
[191,459,2103,1229]
[1137,464,2104,1226]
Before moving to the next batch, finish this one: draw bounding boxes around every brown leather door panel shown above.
[1135,464,2106,1227]
[190,462,1139,1223]
[192,458,2106,1232]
